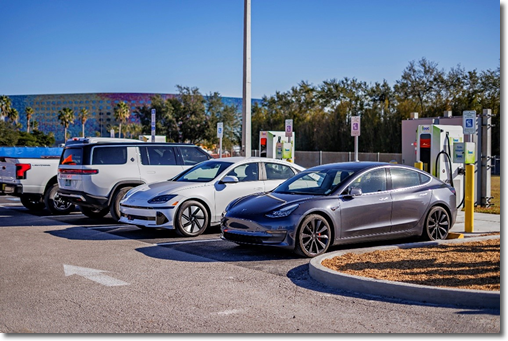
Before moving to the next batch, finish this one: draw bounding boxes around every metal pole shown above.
[354,136,359,161]
[241,0,252,157]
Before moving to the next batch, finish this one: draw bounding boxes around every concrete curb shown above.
[309,235,500,310]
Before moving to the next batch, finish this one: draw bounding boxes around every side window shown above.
[349,168,387,194]
[92,147,127,165]
[265,163,296,180]
[227,163,259,182]
[391,168,423,190]
[60,148,83,165]
[419,172,431,184]
[178,147,210,165]
[159,147,176,166]
[139,146,176,165]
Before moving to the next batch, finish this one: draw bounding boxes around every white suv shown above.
[57,138,212,221]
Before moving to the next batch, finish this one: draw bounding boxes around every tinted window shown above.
[139,146,176,165]
[276,168,355,195]
[419,172,431,184]
[265,163,296,180]
[228,163,259,182]
[178,147,210,165]
[391,168,421,190]
[92,147,127,165]
[61,148,83,165]
[349,168,387,194]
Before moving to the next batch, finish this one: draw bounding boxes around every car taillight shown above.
[59,169,99,174]
[15,163,31,179]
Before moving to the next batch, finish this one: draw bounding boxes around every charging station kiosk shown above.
[259,131,295,162]
[416,124,465,203]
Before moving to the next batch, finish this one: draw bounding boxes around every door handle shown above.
[379,197,389,201]
[419,192,429,196]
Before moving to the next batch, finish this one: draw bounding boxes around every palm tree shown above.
[0,95,12,121]
[125,122,142,139]
[113,101,130,138]
[8,108,18,125]
[58,107,75,141]
[78,108,90,137]
[25,107,34,133]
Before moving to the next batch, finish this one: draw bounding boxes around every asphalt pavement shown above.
[310,210,501,309]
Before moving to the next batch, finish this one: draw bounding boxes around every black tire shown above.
[20,194,45,211]
[295,214,332,258]
[44,183,75,215]
[175,200,209,237]
[109,187,133,222]
[80,206,109,219]
[422,206,450,241]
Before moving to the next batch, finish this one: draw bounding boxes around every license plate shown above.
[65,179,72,186]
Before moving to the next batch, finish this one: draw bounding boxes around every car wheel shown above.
[20,194,45,211]
[422,206,450,241]
[80,206,109,219]
[109,187,133,222]
[295,214,332,258]
[44,183,75,215]
[175,200,209,237]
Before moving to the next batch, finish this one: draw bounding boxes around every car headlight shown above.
[147,194,177,204]
[266,204,299,218]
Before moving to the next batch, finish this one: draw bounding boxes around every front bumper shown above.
[220,216,294,248]
[119,203,176,229]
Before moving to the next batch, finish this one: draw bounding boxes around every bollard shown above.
[414,161,423,170]
[465,164,474,232]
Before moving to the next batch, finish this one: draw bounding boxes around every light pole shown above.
[241,0,252,157]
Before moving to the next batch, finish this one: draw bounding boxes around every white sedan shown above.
[119,157,305,237]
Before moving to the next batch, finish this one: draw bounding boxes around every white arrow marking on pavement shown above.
[63,265,129,287]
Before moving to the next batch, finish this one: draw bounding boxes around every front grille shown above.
[223,231,265,244]
[121,212,155,221]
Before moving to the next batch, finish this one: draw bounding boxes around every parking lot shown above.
[0,196,500,333]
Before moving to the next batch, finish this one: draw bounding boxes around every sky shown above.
[0,0,501,100]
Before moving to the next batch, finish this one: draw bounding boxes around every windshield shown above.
[173,160,233,182]
[274,168,355,195]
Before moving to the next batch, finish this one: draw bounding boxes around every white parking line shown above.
[157,238,221,246]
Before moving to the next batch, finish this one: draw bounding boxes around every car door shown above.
[137,145,185,183]
[213,162,264,223]
[389,167,432,232]
[339,167,392,238]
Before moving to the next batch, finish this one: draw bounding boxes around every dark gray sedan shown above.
[221,162,457,258]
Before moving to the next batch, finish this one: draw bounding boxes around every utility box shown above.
[259,131,295,162]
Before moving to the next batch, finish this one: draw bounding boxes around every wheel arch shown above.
[174,197,212,227]
[107,181,144,205]
[296,210,336,245]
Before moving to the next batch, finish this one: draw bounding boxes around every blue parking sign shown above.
[463,111,476,135]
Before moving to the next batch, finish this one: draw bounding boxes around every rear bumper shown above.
[57,189,108,209]
[0,182,23,196]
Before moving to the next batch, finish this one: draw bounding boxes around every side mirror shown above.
[221,175,239,184]
[342,187,362,198]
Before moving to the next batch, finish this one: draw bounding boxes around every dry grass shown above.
[473,175,500,214]
[322,238,500,291]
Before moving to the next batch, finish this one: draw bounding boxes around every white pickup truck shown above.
[0,147,75,214]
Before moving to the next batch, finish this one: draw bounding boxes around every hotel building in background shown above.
[4,93,249,143]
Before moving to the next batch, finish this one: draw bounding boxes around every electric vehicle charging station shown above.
[415,124,465,204]
[259,131,295,162]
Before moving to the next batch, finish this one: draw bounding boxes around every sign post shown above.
[217,122,223,158]
[151,109,156,143]
[351,116,361,161]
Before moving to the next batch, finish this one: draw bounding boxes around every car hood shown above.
[228,192,312,216]
[123,181,208,202]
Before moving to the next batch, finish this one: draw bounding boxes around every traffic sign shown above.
[285,119,293,138]
[463,110,476,135]
[351,116,361,136]
[217,122,223,138]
